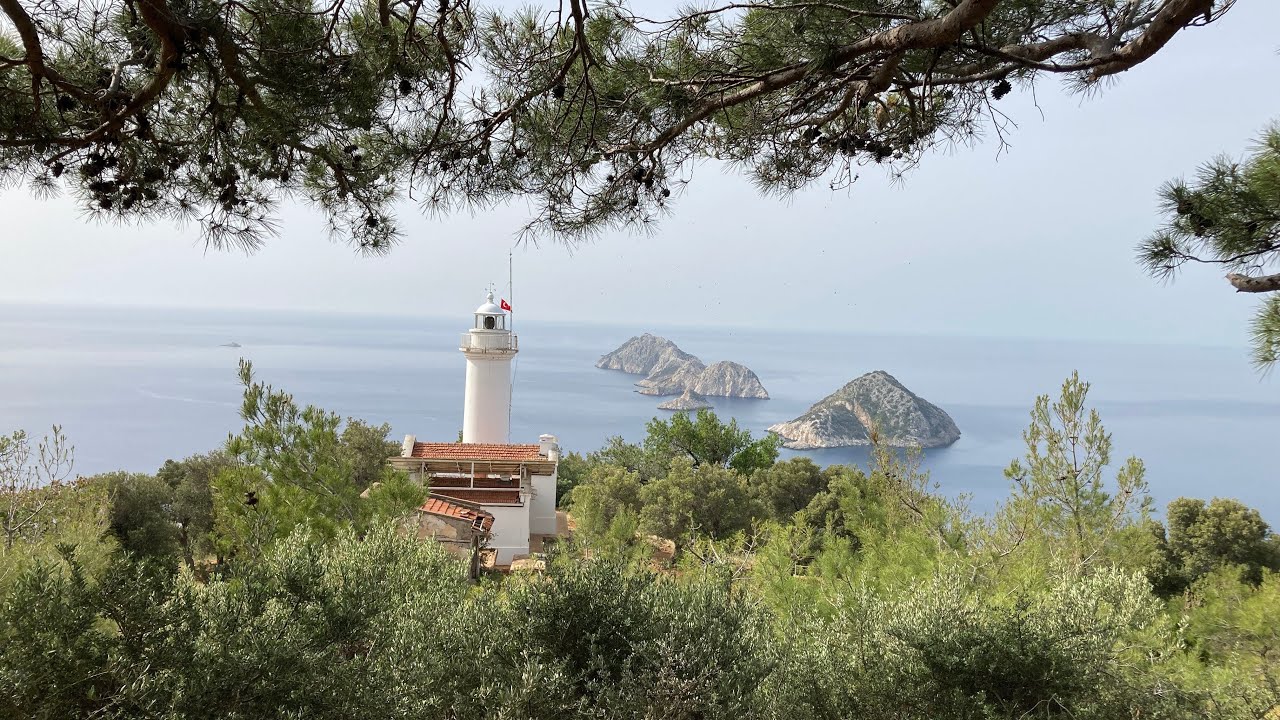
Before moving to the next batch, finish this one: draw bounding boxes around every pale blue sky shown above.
[3,1,1279,345]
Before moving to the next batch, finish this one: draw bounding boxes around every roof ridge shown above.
[407,441,551,462]
[419,441,541,446]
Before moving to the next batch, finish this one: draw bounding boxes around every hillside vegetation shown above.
[2,369,1278,719]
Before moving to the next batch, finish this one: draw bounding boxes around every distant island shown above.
[221,342,242,348]
[596,334,769,407]
[768,371,960,449]
[657,389,713,411]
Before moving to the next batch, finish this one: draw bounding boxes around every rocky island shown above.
[657,389,713,411]
[768,371,959,449]
[597,334,769,407]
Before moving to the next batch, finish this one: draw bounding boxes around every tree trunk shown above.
[178,524,195,569]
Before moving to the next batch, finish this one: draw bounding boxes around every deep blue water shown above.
[1,303,1276,522]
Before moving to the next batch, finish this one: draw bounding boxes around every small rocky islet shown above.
[596,334,769,407]
[656,389,713,411]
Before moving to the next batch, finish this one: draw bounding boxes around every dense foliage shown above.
[0,0,1234,246]
[1,370,1278,718]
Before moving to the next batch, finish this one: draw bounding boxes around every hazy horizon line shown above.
[1,298,1251,352]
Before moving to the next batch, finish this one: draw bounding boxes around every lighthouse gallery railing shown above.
[460,333,518,353]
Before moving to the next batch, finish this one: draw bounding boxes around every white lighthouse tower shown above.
[392,288,560,568]
[460,291,517,444]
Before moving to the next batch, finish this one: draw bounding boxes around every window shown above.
[483,316,496,330]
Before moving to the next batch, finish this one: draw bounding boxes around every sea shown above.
[1,303,1276,523]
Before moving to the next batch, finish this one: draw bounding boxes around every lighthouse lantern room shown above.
[460,291,518,444]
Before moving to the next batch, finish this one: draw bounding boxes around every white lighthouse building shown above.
[391,290,560,568]
[461,291,517,444]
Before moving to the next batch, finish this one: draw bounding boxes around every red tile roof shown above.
[410,443,544,462]
[431,489,523,505]
[420,496,495,532]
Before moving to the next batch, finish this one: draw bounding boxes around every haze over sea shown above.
[2,302,1276,523]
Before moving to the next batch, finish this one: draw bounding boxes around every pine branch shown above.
[1227,272,1280,293]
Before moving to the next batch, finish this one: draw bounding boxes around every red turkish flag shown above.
[500,298,512,311]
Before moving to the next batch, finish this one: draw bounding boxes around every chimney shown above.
[401,434,416,458]
[538,434,560,462]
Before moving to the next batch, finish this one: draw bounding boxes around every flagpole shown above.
[507,249,514,444]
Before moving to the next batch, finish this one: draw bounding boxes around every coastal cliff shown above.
[768,371,959,449]
[597,334,769,404]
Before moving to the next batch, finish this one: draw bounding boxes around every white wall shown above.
[485,503,530,565]
[530,473,557,536]
[462,353,513,443]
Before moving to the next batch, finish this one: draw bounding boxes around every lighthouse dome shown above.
[475,292,504,316]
